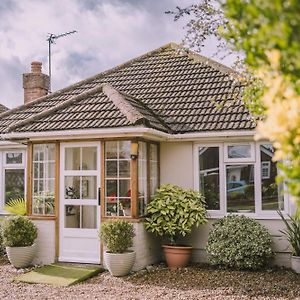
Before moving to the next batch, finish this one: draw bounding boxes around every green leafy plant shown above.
[4,198,27,216]
[278,210,300,256]
[1,216,38,247]
[145,184,207,245]
[206,215,274,270]
[0,221,5,255]
[100,220,135,253]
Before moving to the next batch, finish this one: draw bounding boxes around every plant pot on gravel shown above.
[100,220,135,277]
[1,215,38,268]
[278,210,300,273]
[145,184,207,270]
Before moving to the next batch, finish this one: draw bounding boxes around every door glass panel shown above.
[82,147,97,170]
[65,176,81,199]
[65,205,80,228]
[65,148,80,170]
[82,176,97,199]
[82,206,97,228]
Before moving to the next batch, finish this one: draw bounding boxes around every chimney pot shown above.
[23,61,49,104]
[31,61,42,74]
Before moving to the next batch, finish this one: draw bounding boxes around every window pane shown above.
[106,142,118,159]
[119,161,130,178]
[65,147,80,170]
[6,152,22,164]
[228,145,251,159]
[82,147,97,170]
[226,164,255,213]
[120,199,131,216]
[106,161,117,178]
[149,144,158,197]
[119,180,130,197]
[119,141,130,159]
[199,147,220,210]
[5,169,24,203]
[260,145,284,210]
[138,142,147,216]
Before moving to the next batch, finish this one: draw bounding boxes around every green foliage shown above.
[0,221,5,255]
[100,220,135,253]
[4,198,27,216]
[145,184,207,245]
[206,215,274,270]
[278,210,300,256]
[1,216,38,247]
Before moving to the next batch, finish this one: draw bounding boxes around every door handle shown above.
[98,187,101,206]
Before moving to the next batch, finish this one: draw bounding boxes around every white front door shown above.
[59,142,101,264]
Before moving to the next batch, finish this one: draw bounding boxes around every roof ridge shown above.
[7,84,104,133]
[118,90,174,133]
[102,83,145,124]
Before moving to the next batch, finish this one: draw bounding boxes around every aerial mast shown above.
[46,30,77,93]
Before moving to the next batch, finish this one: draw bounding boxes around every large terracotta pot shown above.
[162,245,192,270]
[6,243,37,268]
[104,251,136,277]
[291,256,300,274]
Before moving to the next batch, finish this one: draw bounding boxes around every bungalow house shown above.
[0,43,294,269]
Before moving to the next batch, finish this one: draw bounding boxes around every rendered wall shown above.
[32,220,56,265]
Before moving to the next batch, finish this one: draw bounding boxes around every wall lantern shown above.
[130,142,139,160]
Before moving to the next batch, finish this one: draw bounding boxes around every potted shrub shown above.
[100,220,135,276]
[1,215,38,268]
[145,184,207,269]
[278,210,300,273]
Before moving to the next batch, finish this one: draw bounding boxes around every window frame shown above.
[1,149,26,212]
[194,141,290,219]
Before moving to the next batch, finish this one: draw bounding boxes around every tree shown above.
[168,0,300,205]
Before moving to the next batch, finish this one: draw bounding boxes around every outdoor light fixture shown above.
[130,142,139,160]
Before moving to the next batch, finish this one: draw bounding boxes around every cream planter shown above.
[6,244,37,268]
[104,251,136,277]
[291,256,300,274]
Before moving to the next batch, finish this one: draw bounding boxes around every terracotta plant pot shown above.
[291,256,300,274]
[104,251,136,277]
[162,245,192,270]
[6,244,37,268]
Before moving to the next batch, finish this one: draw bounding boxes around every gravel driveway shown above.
[1,258,300,300]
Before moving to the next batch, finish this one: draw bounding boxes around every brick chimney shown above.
[23,61,50,104]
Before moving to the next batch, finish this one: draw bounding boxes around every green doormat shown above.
[14,263,103,286]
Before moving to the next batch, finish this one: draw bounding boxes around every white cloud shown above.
[0,0,207,108]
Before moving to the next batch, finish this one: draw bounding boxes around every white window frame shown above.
[1,149,26,212]
[194,141,290,220]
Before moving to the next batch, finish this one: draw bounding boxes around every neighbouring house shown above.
[0,43,295,269]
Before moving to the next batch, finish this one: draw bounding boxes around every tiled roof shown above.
[0,43,255,135]
[0,104,8,114]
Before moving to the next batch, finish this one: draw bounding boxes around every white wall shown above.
[32,220,56,265]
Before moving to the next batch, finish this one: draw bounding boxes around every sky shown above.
[0,0,230,108]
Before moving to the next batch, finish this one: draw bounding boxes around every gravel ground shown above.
[0,257,300,300]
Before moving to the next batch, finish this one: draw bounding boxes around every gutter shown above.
[1,127,256,142]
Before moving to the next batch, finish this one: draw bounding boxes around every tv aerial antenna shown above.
[46,30,77,92]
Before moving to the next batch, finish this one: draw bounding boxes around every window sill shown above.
[29,215,56,221]
[207,211,287,220]
[102,216,145,223]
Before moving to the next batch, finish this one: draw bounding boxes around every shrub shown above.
[145,184,207,245]
[206,215,274,270]
[100,220,135,253]
[1,216,38,247]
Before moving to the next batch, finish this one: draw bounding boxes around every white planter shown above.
[291,256,300,274]
[6,244,37,268]
[104,251,136,277]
